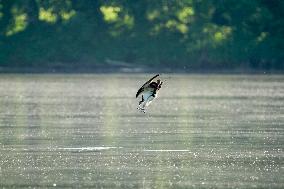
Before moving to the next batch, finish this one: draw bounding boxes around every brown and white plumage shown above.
[136,74,163,112]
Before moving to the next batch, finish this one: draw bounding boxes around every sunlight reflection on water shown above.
[0,74,283,188]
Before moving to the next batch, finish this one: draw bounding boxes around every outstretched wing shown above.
[141,74,159,88]
[136,74,159,98]
[136,87,144,98]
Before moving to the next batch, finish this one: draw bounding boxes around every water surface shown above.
[0,74,283,188]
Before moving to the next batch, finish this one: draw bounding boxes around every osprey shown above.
[136,74,163,113]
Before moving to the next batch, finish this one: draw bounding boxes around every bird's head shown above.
[156,79,163,89]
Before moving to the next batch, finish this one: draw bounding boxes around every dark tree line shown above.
[0,0,283,71]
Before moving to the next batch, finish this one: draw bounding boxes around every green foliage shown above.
[0,0,283,71]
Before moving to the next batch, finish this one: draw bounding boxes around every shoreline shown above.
[0,66,283,74]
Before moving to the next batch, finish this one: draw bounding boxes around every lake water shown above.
[0,74,283,188]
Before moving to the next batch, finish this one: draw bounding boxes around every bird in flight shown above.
[136,74,163,113]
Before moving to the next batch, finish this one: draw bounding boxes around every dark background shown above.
[0,0,283,72]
